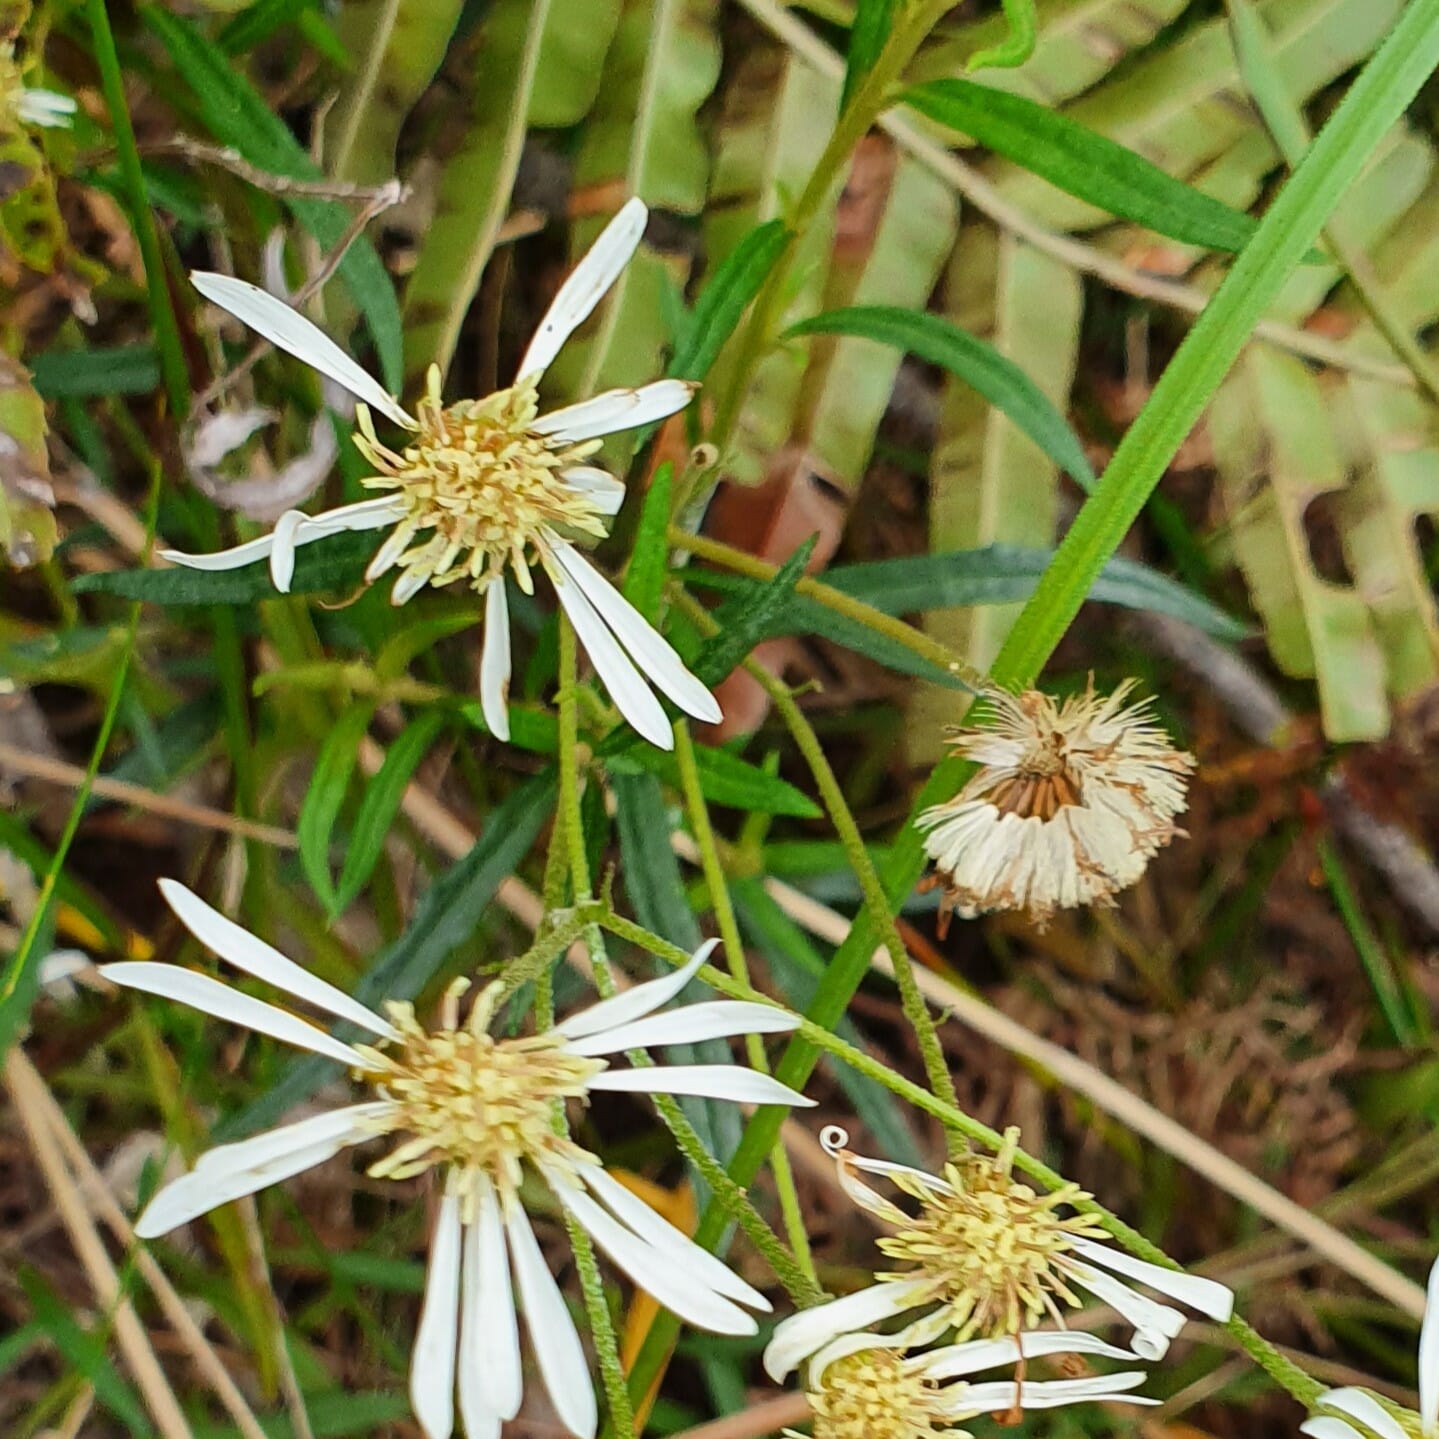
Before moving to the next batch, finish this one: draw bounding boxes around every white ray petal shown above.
[480,581,512,742]
[564,1001,798,1057]
[530,380,696,444]
[518,198,649,380]
[1061,1259,1185,1360]
[100,962,367,1068]
[295,496,409,548]
[1303,1419,1365,1439]
[17,88,77,127]
[587,1064,814,1107]
[1069,1235,1234,1320]
[391,565,431,606]
[952,1374,1155,1416]
[547,548,673,749]
[562,467,626,516]
[458,1213,506,1439]
[160,532,277,572]
[412,1193,462,1439]
[505,1200,597,1439]
[1316,1391,1409,1439]
[550,1173,756,1334]
[135,1103,387,1237]
[918,1330,1144,1381]
[191,272,414,430]
[833,1147,957,1198]
[1421,1256,1439,1435]
[468,1178,522,1421]
[548,542,721,723]
[556,940,717,1041]
[579,1164,768,1311]
[157,880,395,1040]
[268,509,307,592]
[762,1278,932,1381]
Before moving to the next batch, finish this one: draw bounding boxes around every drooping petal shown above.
[762,1278,933,1381]
[467,1177,522,1421]
[157,880,395,1040]
[531,380,696,444]
[1068,1235,1234,1320]
[1061,1258,1186,1361]
[268,509,307,592]
[563,1000,798,1057]
[504,1199,597,1439]
[918,1329,1143,1382]
[135,1103,389,1237]
[1302,1420,1364,1439]
[561,467,626,516]
[587,1064,814,1107]
[160,531,278,572]
[550,1174,757,1335]
[390,564,431,605]
[517,198,649,380]
[1420,1255,1439,1435]
[1315,1391,1409,1439]
[191,272,415,430]
[100,962,368,1067]
[412,1193,463,1439]
[548,542,721,723]
[579,1164,768,1311]
[479,581,512,742]
[547,547,673,749]
[556,940,717,1041]
[951,1373,1155,1416]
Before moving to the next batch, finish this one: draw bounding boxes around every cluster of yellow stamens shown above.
[805,1350,951,1439]
[353,364,609,595]
[353,980,603,1221]
[876,1129,1106,1342]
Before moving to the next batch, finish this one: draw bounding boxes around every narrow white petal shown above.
[191,272,414,430]
[391,566,430,606]
[504,1200,597,1439]
[518,198,648,380]
[1420,1256,1439,1434]
[458,1211,506,1439]
[548,550,673,748]
[919,1330,1143,1381]
[530,380,697,444]
[562,467,626,516]
[954,1374,1155,1415]
[842,1151,956,1197]
[762,1279,931,1381]
[157,880,394,1040]
[160,532,276,571]
[1068,1236,1234,1320]
[100,962,367,1068]
[548,542,720,723]
[468,1178,522,1421]
[557,939,717,1041]
[298,496,408,541]
[1061,1259,1185,1360]
[579,1164,768,1311]
[564,1001,798,1057]
[1318,1391,1410,1439]
[412,1194,462,1439]
[550,1173,755,1334]
[1302,1419,1365,1439]
[588,1064,814,1107]
[135,1103,386,1237]
[269,509,306,592]
[480,581,512,742]
[17,88,77,127]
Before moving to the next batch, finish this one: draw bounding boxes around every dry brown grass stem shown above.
[663,1393,813,1439]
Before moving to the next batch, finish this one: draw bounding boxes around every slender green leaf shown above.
[844,0,897,114]
[333,712,445,914]
[788,305,1094,487]
[621,742,821,819]
[691,537,814,685]
[905,78,1260,253]
[622,463,674,624]
[29,345,160,398]
[297,703,375,910]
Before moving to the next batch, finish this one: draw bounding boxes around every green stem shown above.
[87,0,189,420]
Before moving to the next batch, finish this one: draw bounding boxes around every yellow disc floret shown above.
[354,364,608,595]
[807,1350,952,1439]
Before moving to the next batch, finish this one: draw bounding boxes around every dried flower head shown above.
[917,680,1194,930]
[161,199,719,751]
[104,881,813,1439]
[763,1127,1231,1383]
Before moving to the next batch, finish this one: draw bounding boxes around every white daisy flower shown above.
[790,1331,1157,1439]
[1302,1256,1439,1439]
[916,680,1194,931]
[103,879,814,1439]
[162,198,720,751]
[762,1127,1232,1383]
[2,43,74,128]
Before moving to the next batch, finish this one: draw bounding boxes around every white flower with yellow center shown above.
[1302,1257,1439,1439]
[790,1332,1157,1439]
[103,879,814,1439]
[762,1127,1231,1382]
[1,43,74,128]
[162,198,720,751]
[917,680,1194,930]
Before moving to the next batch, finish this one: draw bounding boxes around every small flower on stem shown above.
[104,880,813,1439]
[1,42,74,129]
[917,680,1194,930]
[163,198,719,750]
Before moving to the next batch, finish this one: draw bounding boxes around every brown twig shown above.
[138,137,405,202]
[664,1394,812,1439]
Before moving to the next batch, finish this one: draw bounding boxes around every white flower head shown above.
[793,1332,1157,1439]
[763,1127,1232,1385]
[163,199,721,751]
[103,880,814,1439]
[916,679,1194,931]
[2,42,74,128]
[1302,1257,1439,1439]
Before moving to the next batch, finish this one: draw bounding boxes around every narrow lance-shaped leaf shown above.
[691,537,815,686]
[622,462,674,624]
[297,704,376,911]
[842,0,896,110]
[904,78,1260,254]
[787,305,1094,488]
